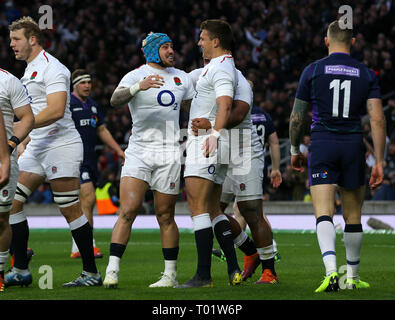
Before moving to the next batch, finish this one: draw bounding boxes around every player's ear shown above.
[28,35,36,46]
[351,37,356,46]
[213,37,220,48]
[324,37,329,48]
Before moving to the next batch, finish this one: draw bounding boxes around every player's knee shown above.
[237,200,262,225]
[52,190,80,208]
[156,210,175,227]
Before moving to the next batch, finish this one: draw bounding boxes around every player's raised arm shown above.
[110,75,164,108]
[289,97,309,172]
[367,98,386,189]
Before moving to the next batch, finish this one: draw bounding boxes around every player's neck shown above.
[210,49,232,59]
[26,46,44,64]
[147,62,165,70]
[72,91,87,103]
[328,46,350,55]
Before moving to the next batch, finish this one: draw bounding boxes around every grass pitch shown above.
[1,229,395,301]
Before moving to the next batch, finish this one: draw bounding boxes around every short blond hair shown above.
[9,16,44,46]
[327,20,353,46]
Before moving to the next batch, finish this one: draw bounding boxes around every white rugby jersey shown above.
[0,68,30,140]
[189,54,237,128]
[118,64,195,150]
[21,50,80,148]
[188,67,262,156]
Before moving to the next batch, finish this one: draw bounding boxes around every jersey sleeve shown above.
[96,103,105,127]
[234,79,252,106]
[367,69,381,100]
[295,64,313,102]
[182,71,196,101]
[44,64,69,95]
[264,112,276,137]
[8,76,30,109]
[188,68,202,89]
[118,71,139,88]
[211,68,235,99]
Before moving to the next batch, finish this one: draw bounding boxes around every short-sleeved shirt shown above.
[118,64,195,151]
[0,68,30,140]
[189,54,237,128]
[20,50,81,149]
[296,52,381,135]
[70,93,104,166]
[251,107,275,150]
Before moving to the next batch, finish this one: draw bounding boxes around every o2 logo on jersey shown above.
[208,164,216,175]
[157,90,177,109]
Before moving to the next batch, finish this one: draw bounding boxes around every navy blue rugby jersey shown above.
[70,93,104,163]
[251,106,276,146]
[296,52,381,133]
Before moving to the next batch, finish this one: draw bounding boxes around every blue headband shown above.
[142,32,172,63]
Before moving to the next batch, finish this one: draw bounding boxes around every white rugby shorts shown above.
[121,146,181,195]
[220,154,264,203]
[18,141,83,180]
[0,156,19,212]
[184,134,229,185]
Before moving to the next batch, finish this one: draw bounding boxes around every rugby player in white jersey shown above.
[0,68,34,292]
[6,17,101,287]
[103,32,195,289]
[190,65,281,284]
[175,19,242,289]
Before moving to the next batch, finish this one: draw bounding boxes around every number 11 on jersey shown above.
[330,79,351,118]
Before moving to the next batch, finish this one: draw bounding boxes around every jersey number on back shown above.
[329,79,351,118]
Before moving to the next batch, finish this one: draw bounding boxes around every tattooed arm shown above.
[367,98,386,189]
[289,98,310,172]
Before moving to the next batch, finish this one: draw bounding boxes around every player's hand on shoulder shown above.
[139,75,164,90]
[191,118,211,136]
[291,154,306,172]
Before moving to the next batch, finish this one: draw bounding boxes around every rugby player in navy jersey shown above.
[70,69,125,259]
[289,21,386,292]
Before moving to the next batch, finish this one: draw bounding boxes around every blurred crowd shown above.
[1,0,394,203]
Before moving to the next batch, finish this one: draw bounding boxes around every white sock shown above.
[344,224,363,280]
[106,256,120,274]
[257,245,274,261]
[164,260,177,276]
[316,216,337,276]
[72,237,96,253]
[13,267,30,274]
[71,238,79,253]
[0,250,9,272]
[273,239,278,252]
[233,230,248,248]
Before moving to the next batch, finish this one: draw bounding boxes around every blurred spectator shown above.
[29,183,53,204]
[1,0,394,202]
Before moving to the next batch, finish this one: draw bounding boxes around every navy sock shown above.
[195,227,213,280]
[162,247,179,260]
[110,243,126,259]
[10,221,29,270]
[71,222,97,274]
